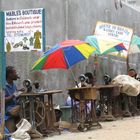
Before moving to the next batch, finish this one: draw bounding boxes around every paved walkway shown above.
[35,116,140,140]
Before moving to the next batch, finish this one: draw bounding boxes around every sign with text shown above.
[5,8,45,52]
[94,21,133,57]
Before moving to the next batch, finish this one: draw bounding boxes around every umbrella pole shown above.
[69,68,79,87]
[64,55,79,87]
[126,33,133,72]
[126,56,130,72]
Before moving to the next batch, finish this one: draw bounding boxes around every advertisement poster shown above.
[5,8,45,52]
[94,21,133,57]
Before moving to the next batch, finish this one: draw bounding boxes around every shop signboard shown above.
[5,8,45,52]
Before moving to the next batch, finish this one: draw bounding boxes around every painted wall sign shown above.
[5,8,45,52]
[94,21,133,57]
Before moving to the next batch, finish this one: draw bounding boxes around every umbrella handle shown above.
[75,80,79,87]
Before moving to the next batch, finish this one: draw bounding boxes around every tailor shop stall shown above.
[1,9,140,139]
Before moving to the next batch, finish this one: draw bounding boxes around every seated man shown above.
[0,114,12,140]
[120,68,138,117]
[128,68,140,114]
[5,66,23,132]
[128,68,137,79]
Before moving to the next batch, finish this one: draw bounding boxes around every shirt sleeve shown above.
[5,88,10,97]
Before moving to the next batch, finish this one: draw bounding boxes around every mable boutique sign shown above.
[5,8,45,52]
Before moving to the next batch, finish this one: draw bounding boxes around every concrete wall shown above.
[66,0,140,82]
[1,0,140,105]
[1,0,69,105]
[1,0,66,45]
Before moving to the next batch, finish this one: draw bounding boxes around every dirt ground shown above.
[35,116,140,140]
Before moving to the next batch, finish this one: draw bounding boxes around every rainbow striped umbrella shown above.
[32,40,96,70]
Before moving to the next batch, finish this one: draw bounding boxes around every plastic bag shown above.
[11,119,31,140]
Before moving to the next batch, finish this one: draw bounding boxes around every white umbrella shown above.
[128,35,140,54]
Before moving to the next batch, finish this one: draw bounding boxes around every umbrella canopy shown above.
[128,35,140,54]
[102,43,127,55]
[85,35,127,55]
[126,35,140,70]
[32,40,96,70]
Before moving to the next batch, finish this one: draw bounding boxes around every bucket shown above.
[60,106,71,122]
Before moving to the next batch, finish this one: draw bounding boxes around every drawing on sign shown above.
[6,41,11,52]
[34,30,41,49]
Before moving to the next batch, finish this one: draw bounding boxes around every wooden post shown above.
[126,33,134,72]
[0,11,6,137]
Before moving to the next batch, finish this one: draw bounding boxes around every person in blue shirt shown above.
[5,66,22,132]
[0,114,12,140]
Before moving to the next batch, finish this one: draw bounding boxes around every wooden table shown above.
[96,85,120,121]
[118,94,140,117]
[68,85,120,127]
[68,87,101,131]
[41,90,62,134]
[19,90,62,137]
